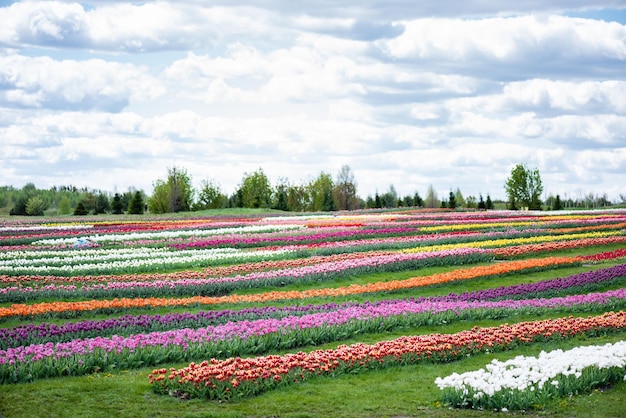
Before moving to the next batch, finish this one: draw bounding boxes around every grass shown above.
[0,244,624,417]
[0,319,623,418]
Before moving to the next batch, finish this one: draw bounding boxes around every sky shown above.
[1,1,625,203]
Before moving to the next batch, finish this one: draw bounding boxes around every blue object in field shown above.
[74,238,95,249]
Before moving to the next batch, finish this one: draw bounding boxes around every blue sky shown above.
[1,1,625,202]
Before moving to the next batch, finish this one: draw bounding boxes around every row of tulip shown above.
[266,229,540,253]
[435,341,626,411]
[2,263,624,350]
[0,211,626,245]
[1,290,625,384]
[2,234,624,290]
[0,248,492,303]
[0,218,242,246]
[167,224,625,253]
[3,227,618,279]
[417,216,626,232]
[5,211,623,252]
[549,221,626,234]
[148,311,626,401]
[30,223,303,247]
[0,255,582,319]
[0,247,294,276]
[0,236,626,289]
[583,248,626,263]
[0,250,399,286]
[168,226,429,250]
[401,230,624,254]
[493,236,626,258]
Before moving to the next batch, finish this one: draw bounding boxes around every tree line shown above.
[0,164,620,216]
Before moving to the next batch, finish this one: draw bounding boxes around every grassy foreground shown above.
[0,319,624,418]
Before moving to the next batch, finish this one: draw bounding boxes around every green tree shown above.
[286,184,307,212]
[25,196,47,216]
[400,194,413,207]
[322,188,337,212]
[374,193,382,208]
[552,194,563,211]
[272,178,290,211]
[448,191,456,209]
[148,167,194,213]
[58,196,72,215]
[485,194,494,210]
[128,191,145,214]
[238,168,272,208]
[424,185,439,208]
[9,183,37,216]
[229,189,244,208]
[478,194,486,210]
[111,193,124,214]
[380,185,398,208]
[454,187,464,208]
[121,191,134,211]
[307,172,334,212]
[80,193,97,214]
[413,192,423,207]
[73,202,89,216]
[504,164,543,210]
[0,187,8,209]
[95,192,110,214]
[332,165,358,211]
[195,179,227,210]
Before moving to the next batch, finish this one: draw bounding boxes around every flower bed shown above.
[3,264,625,349]
[0,248,491,302]
[435,341,626,411]
[148,312,626,401]
[0,255,581,319]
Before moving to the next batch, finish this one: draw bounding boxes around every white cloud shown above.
[0,1,625,202]
[502,79,626,113]
[0,53,164,110]
[383,15,626,64]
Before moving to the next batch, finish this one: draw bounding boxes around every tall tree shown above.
[552,194,563,211]
[485,194,494,210]
[448,191,456,209]
[332,165,358,210]
[413,192,423,207]
[478,194,486,210]
[272,178,290,211]
[238,168,272,208]
[454,187,464,208]
[9,183,37,216]
[424,184,439,208]
[111,193,124,214]
[73,202,89,216]
[58,196,72,215]
[148,167,194,213]
[380,184,398,208]
[504,164,543,210]
[195,179,227,210]
[306,172,334,212]
[95,192,110,214]
[128,191,145,214]
[25,196,47,216]
[286,184,307,212]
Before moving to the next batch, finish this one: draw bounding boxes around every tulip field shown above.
[1,208,626,417]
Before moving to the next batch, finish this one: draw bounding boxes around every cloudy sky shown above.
[1,1,625,202]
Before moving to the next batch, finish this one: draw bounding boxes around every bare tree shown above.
[333,165,359,210]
